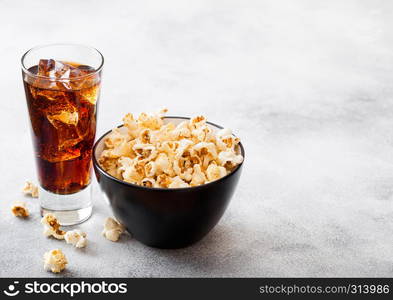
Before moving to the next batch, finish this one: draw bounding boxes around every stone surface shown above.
[1,0,393,277]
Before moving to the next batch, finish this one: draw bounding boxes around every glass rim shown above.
[21,43,104,81]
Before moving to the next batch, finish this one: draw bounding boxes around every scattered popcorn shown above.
[99,110,243,188]
[22,181,39,198]
[102,217,125,242]
[41,213,65,240]
[64,230,88,248]
[43,249,67,273]
[11,201,29,218]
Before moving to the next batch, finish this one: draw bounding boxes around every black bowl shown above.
[93,117,244,248]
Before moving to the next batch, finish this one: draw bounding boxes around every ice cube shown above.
[29,85,68,101]
[70,65,95,78]
[75,102,95,140]
[45,100,82,151]
[77,85,100,105]
[37,59,78,90]
[35,60,98,91]
[68,65,97,90]
[47,116,82,150]
[41,144,81,163]
[38,59,72,79]
[47,111,79,126]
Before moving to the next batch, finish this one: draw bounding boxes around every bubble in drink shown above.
[23,59,101,194]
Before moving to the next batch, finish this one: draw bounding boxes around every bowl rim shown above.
[92,116,245,191]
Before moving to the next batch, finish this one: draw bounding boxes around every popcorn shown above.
[123,113,139,138]
[151,123,176,144]
[190,164,207,186]
[168,176,189,188]
[64,230,87,248]
[139,129,151,144]
[156,174,172,188]
[144,161,157,177]
[193,142,218,159]
[41,213,66,240]
[11,201,29,218]
[158,141,177,156]
[218,150,244,169]
[133,144,157,160]
[174,162,193,182]
[216,128,240,151]
[22,181,39,198]
[43,249,67,273]
[154,153,171,175]
[102,217,125,242]
[99,110,243,188]
[192,124,214,142]
[171,121,191,139]
[174,139,193,159]
[190,115,206,129]
[119,157,144,184]
[206,163,227,182]
[104,128,129,149]
[141,178,155,188]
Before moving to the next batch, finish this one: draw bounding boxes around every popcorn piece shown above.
[172,158,193,182]
[144,161,157,177]
[218,150,244,169]
[133,144,157,160]
[109,140,135,158]
[139,129,151,144]
[158,141,178,158]
[43,249,67,273]
[141,178,155,188]
[64,230,87,248]
[99,110,243,188]
[192,124,214,142]
[22,181,39,198]
[137,109,166,130]
[216,128,240,151]
[216,128,232,139]
[168,176,189,188]
[155,153,171,175]
[98,156,120,178]
[11,201,29,217]
[41,213,66,240]
[102,217,125,242]
[156,174,172,188]
[206,163,227,182]
[189,115,206,129]
[119,157,144,184]
[190,164,207,186]
[104,128,129,149]
[174,139,194,159]
[151,123,176,144]
[123,113,139,138]
[171,121,191,139]
[193,142,218,159]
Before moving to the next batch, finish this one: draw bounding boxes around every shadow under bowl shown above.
[92,117,244,249]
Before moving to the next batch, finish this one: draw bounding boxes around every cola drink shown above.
[23,59,101,194]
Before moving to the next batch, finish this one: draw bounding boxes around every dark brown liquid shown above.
[23,63,101,194]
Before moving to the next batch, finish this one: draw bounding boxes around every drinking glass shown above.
[21,44,104,225]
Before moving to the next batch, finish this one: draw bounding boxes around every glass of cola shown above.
[21,44,104,225]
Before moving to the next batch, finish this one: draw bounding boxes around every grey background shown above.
[1,0,393,277]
